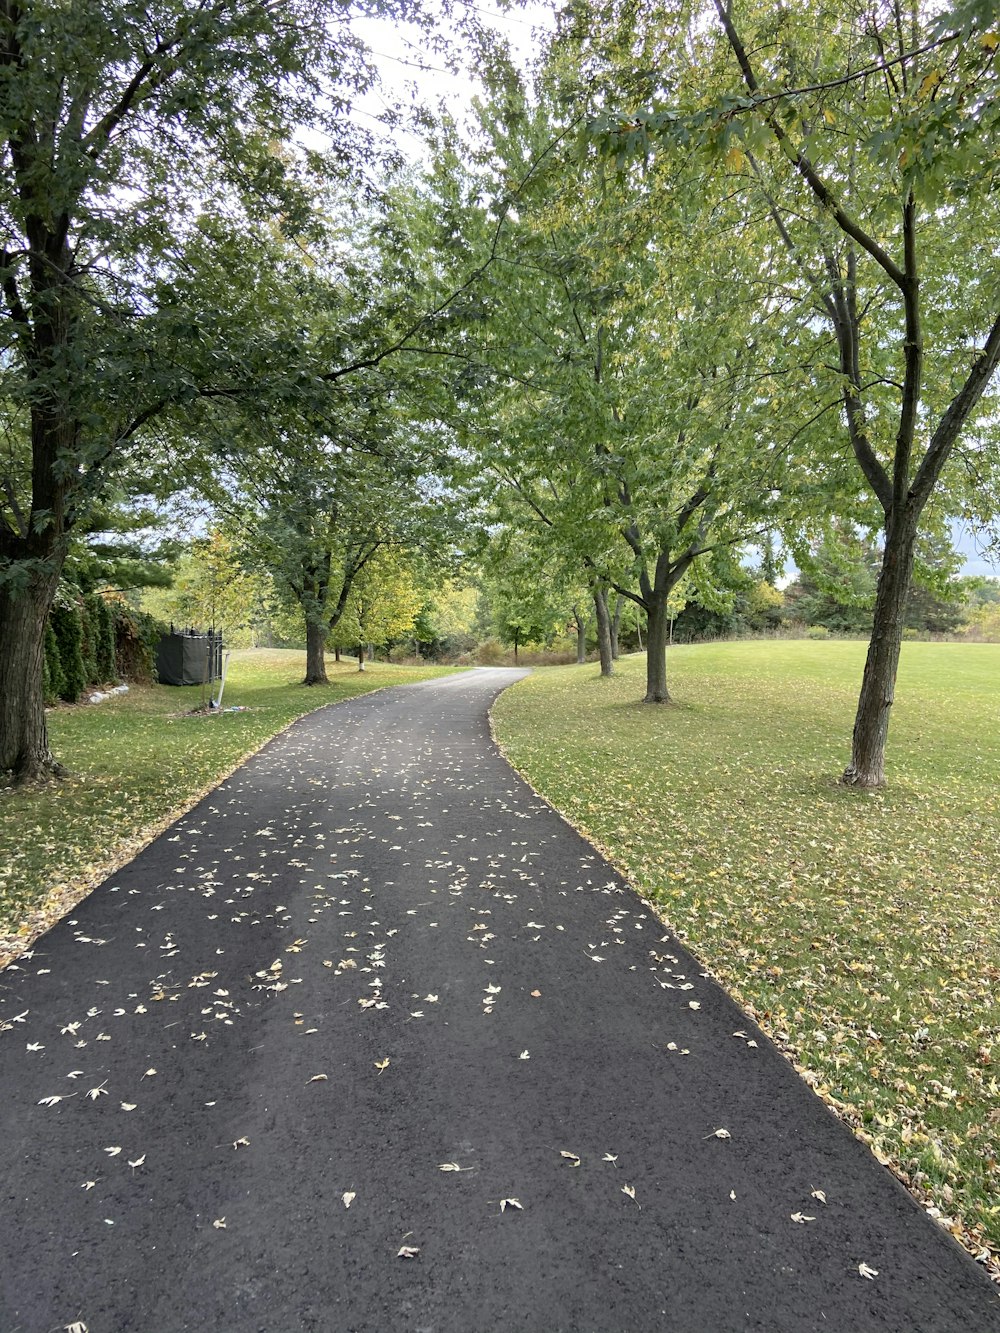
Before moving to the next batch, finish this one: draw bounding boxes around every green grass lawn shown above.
[0,650,458,962]
[492,640,1000,1269]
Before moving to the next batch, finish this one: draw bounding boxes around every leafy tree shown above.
[331,549,425,668]
[0,0,412,780]
[419,45,797,702]
[593,0,1000,781]
[142,531,273,647]
[61,500,179,595]
[419,580,479,657]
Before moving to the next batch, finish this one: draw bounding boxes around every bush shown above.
[476,639,508,665]
[42,623,65,705]
[80,592,101,684]
[50,598,86,702]
[95,596,117,681]
[112,603,165,683]
[806,625,831,640]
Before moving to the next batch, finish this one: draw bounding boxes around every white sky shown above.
[352,2,555,146]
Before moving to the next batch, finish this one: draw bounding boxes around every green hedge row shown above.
[43,591,166,705]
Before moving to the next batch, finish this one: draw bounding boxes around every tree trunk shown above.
[573,605,587,664]
[842,515,918,788]
[0,570,66,782]
[644,597,670,703]
[357,643,366,672]
[611,594,623,659]
[334,645,341,663]
[593,588,614,677]
[303,619,328,685]
[513,631,520,664]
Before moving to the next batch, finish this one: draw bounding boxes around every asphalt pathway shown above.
[2,668,998,1333]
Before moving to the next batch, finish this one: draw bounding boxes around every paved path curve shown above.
[2,669,998,1332]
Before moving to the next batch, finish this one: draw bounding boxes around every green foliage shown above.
[80,593,102,683]
[494,641,1000,1261]
[576,0,1000,773]
[806,625,831,639]
[49,599,86,704]
[416,580,480,657]
[42,625,64,706]
[142,531,273,646]
[43,592,162,697]
[111,603,165,685]
[747,580,784,630]
[95,597,117,682]
[330,549,425,651]
[62,501,181,593]
[0,0,426,773]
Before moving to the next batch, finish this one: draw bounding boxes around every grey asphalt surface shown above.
[1,667,998,1333]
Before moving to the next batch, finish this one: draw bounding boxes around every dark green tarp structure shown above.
[155,629,223,686]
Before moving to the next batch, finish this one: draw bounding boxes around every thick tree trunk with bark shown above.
[842,515,918,787]
[611,595,623,660]
[644,598,670,703]
[0,567,64,782]
[303,619,329,685]
[593,588,614,677]
[357,644,366,672]
[572,605,587,665]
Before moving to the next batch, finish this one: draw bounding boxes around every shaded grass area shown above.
[492,641,1000,1267]
[1,650,458,961]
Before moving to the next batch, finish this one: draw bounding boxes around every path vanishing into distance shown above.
[2,668,998,1333]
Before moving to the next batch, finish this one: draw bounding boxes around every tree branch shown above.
[713,0,907,292]
[911,309,1000,507]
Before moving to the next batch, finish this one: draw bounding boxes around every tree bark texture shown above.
[303,620,329,685]
[593,588,614,677]
[644,598,671,703]
[611,594,623,660]
[573,606,587,665]
[842,515,918,787]
[0,567,64,781]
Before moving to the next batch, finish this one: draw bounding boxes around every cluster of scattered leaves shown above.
[0,651,458,966]
[494,641,1000,1271]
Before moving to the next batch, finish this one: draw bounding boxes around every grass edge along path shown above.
[490,641,1000,1282]
[0,650,461,969]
